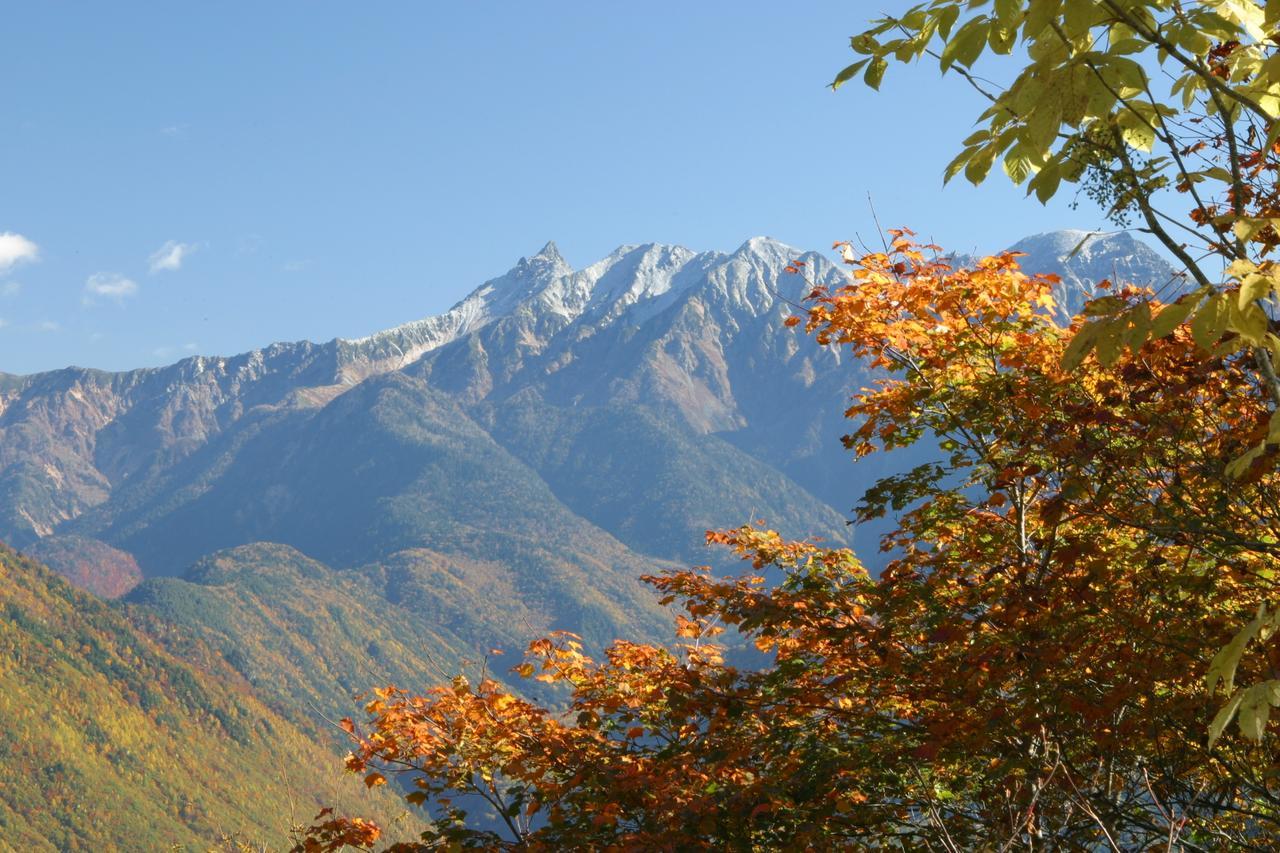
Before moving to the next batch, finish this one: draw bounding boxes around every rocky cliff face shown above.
[0,342,342,543]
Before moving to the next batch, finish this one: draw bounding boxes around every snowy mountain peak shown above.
[505,241,573,284]
[1011,229,1126,258]
[1007,230,1175,278]
[694,236,826,318]
[562,243,702,324]
[733,236,806,264]
[1015,228,1098,250]
[336,229,1174,383]
[1006,229,1182,320]
[524,240,569,269]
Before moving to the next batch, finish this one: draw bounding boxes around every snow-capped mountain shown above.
[1007,229,1184,321]
[335,237,818,384]
[0,230,1177,583]
[334,241,577,381]
[0,229,1188,853]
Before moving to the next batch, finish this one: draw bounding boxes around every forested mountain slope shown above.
[0,544,419,851]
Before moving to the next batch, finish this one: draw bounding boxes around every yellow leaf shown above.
[1232,300,1269,344]
[1234,218,1269,243]
[1238,273,1274,311]
[1190,293,1229,349]
[1151,296,1199,338]
[1227,258,1258,279]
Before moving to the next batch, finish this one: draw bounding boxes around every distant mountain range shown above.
[0,229,1179,844]
[0,229,1176,563]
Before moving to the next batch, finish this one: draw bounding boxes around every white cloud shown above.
[0,233,39,273]
[182,342,198,351]
[0,317,7,329]
[149,240,196,273]
[0,281,20,297]
[37,320,59,332]
[83,272,138,304]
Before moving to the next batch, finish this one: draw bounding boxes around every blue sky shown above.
[0,2,1107,375]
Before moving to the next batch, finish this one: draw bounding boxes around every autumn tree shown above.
[289,3,1280,849]
[837,0,1280,747]
[294,234,1280,849]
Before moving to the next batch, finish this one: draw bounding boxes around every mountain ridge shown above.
[0,230,1176,388]
[0,230,1178,569]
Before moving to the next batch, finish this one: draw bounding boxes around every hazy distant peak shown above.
[1015,228,1099,246]
[1007,229,1169,265]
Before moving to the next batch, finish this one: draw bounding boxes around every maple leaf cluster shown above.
[295,236,1280,849]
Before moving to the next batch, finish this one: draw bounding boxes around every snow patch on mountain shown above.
[336,241,573,380]
[337,237,808,376]
[331,229,1171,382]
[1007,230,1184,322]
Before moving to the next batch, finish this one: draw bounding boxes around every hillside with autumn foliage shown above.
[0,544,422,850]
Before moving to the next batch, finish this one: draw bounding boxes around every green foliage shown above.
[841,0,1275,210]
